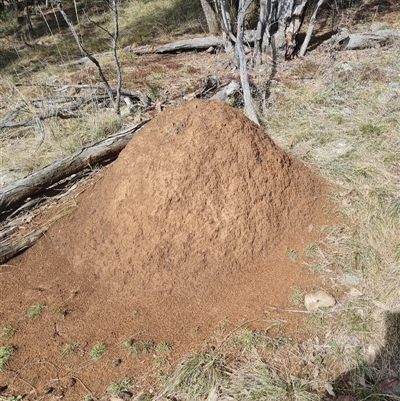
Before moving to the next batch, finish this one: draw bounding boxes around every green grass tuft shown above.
[0,345,16,369]
[26,303,45,318]
[89,342,105,360]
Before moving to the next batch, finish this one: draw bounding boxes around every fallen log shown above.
[131,36,223,54]
[0,120,149,214]
[333,29,400,50]
[0,226,49,264]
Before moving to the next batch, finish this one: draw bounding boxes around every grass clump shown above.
[290,287,305,306]
[222,363,318,401]
[107,377,132,394]
[124,339,154,355]
[61,343,78,357]
[1,325,16,340]
[26,303,45,318]
[0,345,16,369]
[160,349,227,401]
[89,342,105,360]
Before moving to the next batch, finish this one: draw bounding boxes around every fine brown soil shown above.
[1,100,335,399]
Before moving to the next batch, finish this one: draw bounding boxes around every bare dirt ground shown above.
[0,100,336,399]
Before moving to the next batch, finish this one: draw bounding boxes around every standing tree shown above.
[200,0,316,60]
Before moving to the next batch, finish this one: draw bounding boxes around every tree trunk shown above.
[219,0,234,51]
[111,0,121,115]
[285,0,308,59]
[253,0,267,66]
[200,0,219,33]
[299,0,325,57]
[236,0,259,125]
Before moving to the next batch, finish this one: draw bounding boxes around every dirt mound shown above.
[1,100,331,399]
[65,100,323,286]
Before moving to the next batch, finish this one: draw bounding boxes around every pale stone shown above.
[304,291,336,311]
[339,273,360,286]
[349,288,363,297]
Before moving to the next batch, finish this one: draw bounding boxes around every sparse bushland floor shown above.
[1,1,400,400]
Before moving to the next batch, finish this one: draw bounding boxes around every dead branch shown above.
[15,83,150,106]
[0,120,149,213]
[52,0,116,109]
[0,90,145,130]
[34,116,45,151]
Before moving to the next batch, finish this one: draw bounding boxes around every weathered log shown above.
[0,120,148,214]
[333,29,400,51]
[0,226,49,264]
[130,36,223,54]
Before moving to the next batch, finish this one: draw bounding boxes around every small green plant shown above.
[5,395,23,401]
[156,342,172,352]
[273,319,286,332]
[0,345,16,369]
[89,342,105,360]
[146,84,160,102]
[1,325,16,339]
[228,328,258,351]
[359,123,382,137]
[124,339,154,355]
[304,243,319,257]
[290,286,305,306]
[61,343,78,357]
[287,248,297,261]
[27,303,45,318]
[106,377,132,394]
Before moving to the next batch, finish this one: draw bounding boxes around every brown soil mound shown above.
[1,100,331,399]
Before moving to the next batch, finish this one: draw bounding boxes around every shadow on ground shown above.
[328,312,400,400]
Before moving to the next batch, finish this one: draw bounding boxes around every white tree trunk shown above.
[285,0,308,59]
[299,0,325,57]
[200,0,219,33]
[236,0,259,125]
[220,0,234,51]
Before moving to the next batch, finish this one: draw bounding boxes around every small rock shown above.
[113,358,122,367]
[339,273,360,286]
[349,288,362,297]
[304,291,336,311]
[373,300,390,310]
[118,391,133,400]
[380,376,400,395]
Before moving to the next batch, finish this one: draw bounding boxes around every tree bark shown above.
[236,0,259,125]
[111,0,121,115]
[0,121,148,213]
[219,0,234,51]
[284,0,308,59]
[200,0,219,33]
[299,0,325,57]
